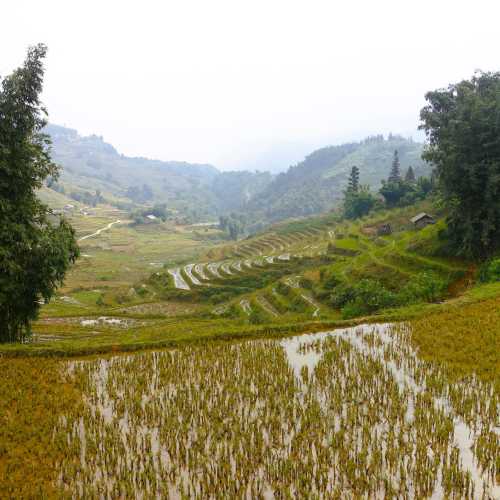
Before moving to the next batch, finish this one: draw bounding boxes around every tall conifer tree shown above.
[405,165,416,183]
[347,166,360,193]
[388,150,401,183]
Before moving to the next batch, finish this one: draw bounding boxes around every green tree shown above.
[388,150,401,183]
[343,186,377,219]
[405,165,416,183]
[0,44,79,342]
[228,220,242,240]
[379,180,405,207]
[420,71,500,257]
[347,166,360,193]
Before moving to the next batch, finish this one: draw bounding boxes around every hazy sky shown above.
[2,1,499,171]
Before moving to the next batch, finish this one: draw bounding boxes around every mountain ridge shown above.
[44,125,430,224]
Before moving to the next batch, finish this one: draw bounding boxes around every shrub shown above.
[276,282,291,297]
[399,272,448,303]
[299,277,313,289]
[322,272,342,290]
[249,307,268,324]
[341,302,366,319]
[334,279,397,318]
[478,258,500,283]
[329,283,356,308]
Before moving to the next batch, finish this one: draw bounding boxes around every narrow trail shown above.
[78,220,122,242]
[301,294,320,317]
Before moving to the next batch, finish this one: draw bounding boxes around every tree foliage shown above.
[420,71,500,258]
[405,166,416,183]
[219,213,246,240]
[347,166,360,193]
[0,44,79,342]
[388,150,401,183]
[343,186,377,219]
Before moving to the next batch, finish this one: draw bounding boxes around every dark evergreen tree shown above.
[347,166,360,193]
[0,44,79,342]
[405,165,416,183]
[388,150,401,183]
[420,71,500,257]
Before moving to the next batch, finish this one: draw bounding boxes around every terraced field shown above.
[19,200,475,357]
[158,205,468,326]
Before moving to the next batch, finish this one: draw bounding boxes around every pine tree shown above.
[347,166,360,193]
[388,150,401,183]
[405,165,416,183]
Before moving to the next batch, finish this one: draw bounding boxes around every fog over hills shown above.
[45,124,430,223]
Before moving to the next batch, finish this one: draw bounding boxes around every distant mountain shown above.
[44,126,430,225]
[244,135,431,223]
[45,124,272,218]
[211,170,274,212]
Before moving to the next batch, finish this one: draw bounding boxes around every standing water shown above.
[60,324,498,498]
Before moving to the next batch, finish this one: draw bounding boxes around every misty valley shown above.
[1,11,500,499]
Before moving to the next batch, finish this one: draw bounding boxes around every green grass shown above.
[0,281,496,358]
[5,198,496,358]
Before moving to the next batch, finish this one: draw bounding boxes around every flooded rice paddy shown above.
[60,324,499,498]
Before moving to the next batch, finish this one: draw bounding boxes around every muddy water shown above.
[281,325,499,499]
[60,324,499,498]
[167,267,190,290]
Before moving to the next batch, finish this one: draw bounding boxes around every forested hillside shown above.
[246,135,430,223]
[45,124,273,219]
[45,126,430,226]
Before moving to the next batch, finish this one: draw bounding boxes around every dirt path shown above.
[78,220,122,242]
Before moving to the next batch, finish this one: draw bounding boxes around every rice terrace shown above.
[1,4,500,499]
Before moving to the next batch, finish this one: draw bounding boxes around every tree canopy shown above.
[420,71,500,258]
[388,150,401,183]
[347,166,360,193]
[343,167,377,219]
[0,44,79,342]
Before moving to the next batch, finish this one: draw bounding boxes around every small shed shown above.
[410,213,435,229]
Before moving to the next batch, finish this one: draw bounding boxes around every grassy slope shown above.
[1,198,499,363]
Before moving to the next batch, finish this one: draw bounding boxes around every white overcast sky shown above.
[2,0,499,171]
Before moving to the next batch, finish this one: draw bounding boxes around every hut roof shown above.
[410,213,434,224]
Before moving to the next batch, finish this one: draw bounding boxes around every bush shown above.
[299,277,313,289]
[327,279,397,318]
[350,279,396,311]
[478,258,500,283]
[399,272,448,303]
[329,282,356,308]
[341,302,366,319]
[276,282,291,297]
[322,272,342,290]
[249,307,268,324]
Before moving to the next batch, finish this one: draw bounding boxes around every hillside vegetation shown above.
[245,135,430,224]
[5,196,499,357]
[47,124,276,218]
[45,125,431,227]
